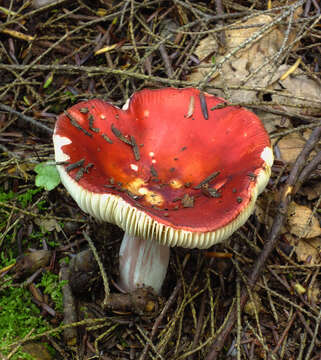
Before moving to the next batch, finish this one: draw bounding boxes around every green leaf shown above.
[34,163,61,191]
[43,72,54,89]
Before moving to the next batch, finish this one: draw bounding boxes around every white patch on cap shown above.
[261,147,274,167]
[53,134,71,162]
[144,110,150,117]
[130,164,138,172]
[100,114,106,119]
[152,159,156,164]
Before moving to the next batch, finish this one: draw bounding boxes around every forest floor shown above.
[0,1,321,359]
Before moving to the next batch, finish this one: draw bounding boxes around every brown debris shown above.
[13,250,52,280]
[104,287,161,316]
[64,111,92,137]
[199,92,209,120]
[194,171,220,190]
[60,259,78,346]
[66,159,85,172]
[68,249,98,294]
[181,193,194,208]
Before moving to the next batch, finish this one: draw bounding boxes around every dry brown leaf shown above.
[288,234,321,264]
[276,132,306,164]
[188,14,299,103]
[224,15,287,65]
[193,36,218,61]
[256,110,291,135]
[272,65,321,116]
[188,10,321,119]
[287,202,321,238]
[301,182,321,201]
[34,218,62,233]
[302,129,313,140]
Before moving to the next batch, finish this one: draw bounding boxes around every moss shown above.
[0,281,50,359]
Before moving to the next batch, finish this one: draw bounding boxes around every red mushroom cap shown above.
[53,88,273,248]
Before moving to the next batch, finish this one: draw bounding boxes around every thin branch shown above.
[305,304,321,360]
[0,103,53,134]
[83,231,110,306]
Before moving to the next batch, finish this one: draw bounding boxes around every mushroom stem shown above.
[119,233,170,294]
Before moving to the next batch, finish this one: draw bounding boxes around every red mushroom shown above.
[53,88,273,294]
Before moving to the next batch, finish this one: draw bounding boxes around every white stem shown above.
[119,233,170,294]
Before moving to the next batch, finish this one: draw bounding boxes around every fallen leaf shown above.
[188,14,300,103]
[276,132,306,164]
[256,110,291,135]
[188,9,321,119]
[301,182,321,201]
[34,162,61,191]
[287,202,321,238]
[35,218,62,233]
[288,234,321,264]
[272,65,321,116]
[193,35,218,61]
[13,250,52,279]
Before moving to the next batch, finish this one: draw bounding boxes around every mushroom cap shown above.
[53,88,273,249]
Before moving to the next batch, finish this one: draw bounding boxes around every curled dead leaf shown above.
[287,202,321,238]
[288,233,321,264]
